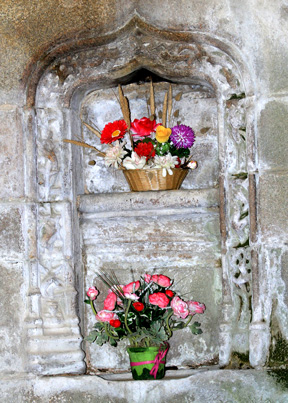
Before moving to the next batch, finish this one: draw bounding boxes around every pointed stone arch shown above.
[22,16,265,374]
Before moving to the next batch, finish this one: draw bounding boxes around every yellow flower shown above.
[155,125,171,143]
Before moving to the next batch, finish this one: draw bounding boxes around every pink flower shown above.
[171,296,189,319]
[122,281,140,294]
[187,301,206,315]
[124,292,139,301]
[144,273,152,283]
[95,310,118,322]
[103,291,117,311]
[130,117,159,137]
[87,286,99,300]
[149,292,170,308]
[151,274,172,288]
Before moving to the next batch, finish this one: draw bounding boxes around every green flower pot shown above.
[127,344,169,380]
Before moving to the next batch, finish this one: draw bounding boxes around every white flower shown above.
[187,160,197,170]
[122,151,147,170]
[152,153,179,177]
[104,141,128,169]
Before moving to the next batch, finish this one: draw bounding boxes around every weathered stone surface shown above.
[0,204,24,259]
[258,172,288,240]
[0,106,24,199]
[1,370,288,402]
[0,261,25,373]
[258,101,288,170]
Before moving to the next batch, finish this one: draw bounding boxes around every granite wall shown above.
[1,1,288,401]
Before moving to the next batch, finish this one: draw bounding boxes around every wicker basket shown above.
[123,168,188,192]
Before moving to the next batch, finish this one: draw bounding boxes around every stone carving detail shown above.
[223,99,252,362]
[24,19,258,373]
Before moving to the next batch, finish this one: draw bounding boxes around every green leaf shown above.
[93,322,104,330]
[170,145,190,159]
[85,330,99,343]
[233,238,249,248]
[84,299,91,304]
[231,172,248,180]
[109,338,117,347]
[228,92,246,100]
[173,322,185,330]
[189,321,203,335]
[239,211,248,220]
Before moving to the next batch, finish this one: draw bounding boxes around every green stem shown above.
[124,300,133,334]
[104,323,119,340]
[183,315,193,328]
[172,314,194,333]
[166,311,174,338]
[90,299,97,316]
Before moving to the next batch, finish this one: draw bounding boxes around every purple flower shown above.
[170,125,195,149]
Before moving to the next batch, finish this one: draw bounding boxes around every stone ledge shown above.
[77,188,219,217]
[1,369,287,402]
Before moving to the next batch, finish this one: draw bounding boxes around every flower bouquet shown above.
[65,83,198,191]
[85,271,205,380]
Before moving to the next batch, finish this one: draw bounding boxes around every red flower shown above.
[175,157,181,168]
[131,117,159,137]
[149,292,170,308]
[122,281,140,294]
[101,120,127,144]
[151,274,172,288]
[134,141,155,160]
[133,302,144,312]
[165,290,174,298]
[110,319,121,328]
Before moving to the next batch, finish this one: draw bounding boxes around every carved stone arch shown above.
[23,17,265,375]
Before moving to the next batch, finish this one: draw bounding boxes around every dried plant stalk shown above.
[162,92,168,127]
[82,121,101,139]
[118,85,134,149]
[167,84,173,126]
[118,85,130,127]
[63,139,106,157]
[150,80,155,118]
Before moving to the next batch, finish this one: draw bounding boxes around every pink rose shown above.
[149,292,170,308]
[87,286,99,300]
[187,301,206,315]
[151,274,172,288]
[122,281,140,294]
[95,310,118,322]
[144,273,152,283]
[131,117,159,137]
[103,291,117,311]
[171,296,189,319]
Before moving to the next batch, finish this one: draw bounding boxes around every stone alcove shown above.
[22,17,265,376]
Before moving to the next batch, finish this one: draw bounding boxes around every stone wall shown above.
[1,0,288,400]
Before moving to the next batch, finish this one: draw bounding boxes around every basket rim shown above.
[123,167,189,173]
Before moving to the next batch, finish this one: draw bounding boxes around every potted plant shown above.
[85,271,206,380]
[65,83,198,191]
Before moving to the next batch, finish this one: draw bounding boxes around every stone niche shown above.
[24,18,261,376]
[79,80,221,371]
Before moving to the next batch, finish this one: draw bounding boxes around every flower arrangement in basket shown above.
[85,271,205,380]
[65,83,198,191]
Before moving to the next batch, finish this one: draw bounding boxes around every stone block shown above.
[0,204,24,259]
[0,260,25,373]
[258,101,288,170]
[0,106,24,199]
[258,172,288,240]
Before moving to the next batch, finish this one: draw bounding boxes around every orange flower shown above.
[101,120,127,144]
[155,125,171,143]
